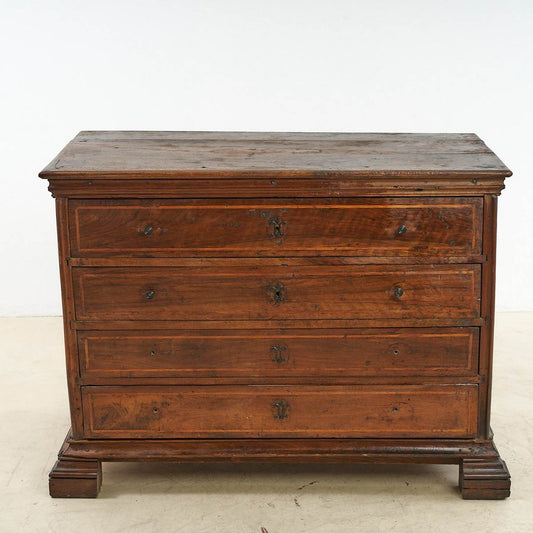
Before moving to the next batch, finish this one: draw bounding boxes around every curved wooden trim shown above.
[49,434,102,498]
[58,428,504,465]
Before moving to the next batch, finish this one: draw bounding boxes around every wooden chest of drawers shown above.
[41,131,512,499]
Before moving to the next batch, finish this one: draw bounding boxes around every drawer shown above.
[69,198,482,257]
[82,384,479,438]
[78,327,479,378]
[72,265,481,321]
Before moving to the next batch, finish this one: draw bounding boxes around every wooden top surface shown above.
[39,131,511,179]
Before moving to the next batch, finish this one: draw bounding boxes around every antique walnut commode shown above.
[40,132,512,499]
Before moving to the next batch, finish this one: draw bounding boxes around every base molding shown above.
[49,430,510,499]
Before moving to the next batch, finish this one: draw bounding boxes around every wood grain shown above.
[39,131,512,179]
[82,384,479,439]
[478,195,498,438]
[68,256,488,267]
[78,327,479,379]
[58,430,506,465]
[55,199,84,437]
[460,455,511,499]
[48,436,102,500]
[72,265,481,321]
[41,131,511,499]
[69,198,482,257]
[47,176,509,198]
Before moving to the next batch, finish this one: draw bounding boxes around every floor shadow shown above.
[100,461,460,499]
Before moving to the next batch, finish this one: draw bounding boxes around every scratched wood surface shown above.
[40,131,511,178]
[77,327,478,379]
[82,384,479,439]
[42,132,512,499]
[72,265,481,322]
[69,197,482,257]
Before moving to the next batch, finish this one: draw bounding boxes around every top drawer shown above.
[68,198,482,258]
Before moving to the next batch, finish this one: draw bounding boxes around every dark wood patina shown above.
[41,131,511,499]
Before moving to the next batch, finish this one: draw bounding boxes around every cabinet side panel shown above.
[478,195,498,438]
[56,198,84,437]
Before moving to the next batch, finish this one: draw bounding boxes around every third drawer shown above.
[78,327,479,379]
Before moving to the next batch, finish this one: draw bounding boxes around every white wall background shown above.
[0,0,531,315]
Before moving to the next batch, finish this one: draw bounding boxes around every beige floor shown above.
[0,314,531,533]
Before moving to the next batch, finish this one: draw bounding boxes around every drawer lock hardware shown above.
[268,282,286,305]
[270,343,289,364]
[143,225,154,236]
[268,215,286,244]
[144,290,156,300]
[397,224,407,235]
[272,399,290,420]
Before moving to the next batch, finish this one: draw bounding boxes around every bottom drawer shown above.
[82,385,478,439]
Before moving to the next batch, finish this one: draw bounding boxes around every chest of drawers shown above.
[41,131,512,499]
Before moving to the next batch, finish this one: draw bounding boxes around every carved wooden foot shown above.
[460,456,511,500]
[49,457,102,498]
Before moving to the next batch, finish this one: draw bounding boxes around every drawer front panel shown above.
[72,265,481,321]
[78,328,479,378]
[69,198,482,257]
[82,385,479,438]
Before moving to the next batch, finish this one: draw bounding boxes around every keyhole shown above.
[152,407,159,414]
[269,216,285,243]
[393,349,399,356]
[271,344,288,364]
[269,282,286,305]
[150,350,156,356]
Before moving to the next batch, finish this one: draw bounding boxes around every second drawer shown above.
[78,327,479,379]
[72,265,481,321]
